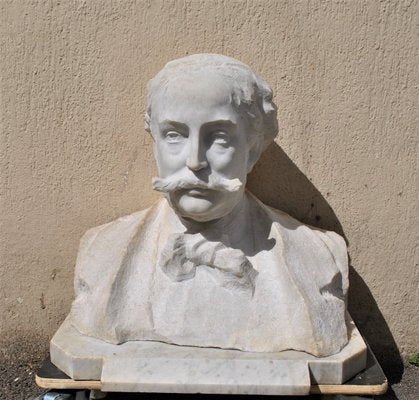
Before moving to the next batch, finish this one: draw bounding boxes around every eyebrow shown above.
[158,119,237,131]
[159,120,189,131]
[201,120,237,130]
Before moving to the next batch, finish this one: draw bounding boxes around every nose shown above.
[186,133,208,171]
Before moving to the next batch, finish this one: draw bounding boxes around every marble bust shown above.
[68,54,349,358]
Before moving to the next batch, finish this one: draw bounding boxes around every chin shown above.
[169,193,225,222]
[175,196,219,222]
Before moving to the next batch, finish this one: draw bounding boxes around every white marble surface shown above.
[66,54,351,357]
[69,191,349,357]
[50,316,366,394]
[49,54,360,393]
[101,358,310,395]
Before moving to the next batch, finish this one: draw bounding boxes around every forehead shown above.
[151,72,241,123]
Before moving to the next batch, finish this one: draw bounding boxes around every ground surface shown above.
[0,340,417,400]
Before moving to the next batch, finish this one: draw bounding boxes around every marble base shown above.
[50,317,367,395]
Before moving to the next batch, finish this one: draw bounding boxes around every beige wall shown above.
[1,0,417,377]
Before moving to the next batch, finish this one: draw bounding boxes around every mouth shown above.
[184,188,211,197]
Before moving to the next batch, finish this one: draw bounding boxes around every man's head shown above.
[145,54,278,222]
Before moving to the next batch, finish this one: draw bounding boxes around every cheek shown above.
[155,142,188,176]
[207,146,248,177]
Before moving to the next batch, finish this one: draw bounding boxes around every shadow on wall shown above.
[247,142,404,384]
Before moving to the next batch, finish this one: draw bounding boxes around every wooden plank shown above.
[35,375,101,390]
[312,381,388,395]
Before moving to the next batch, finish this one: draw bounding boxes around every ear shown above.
[144,112,151,132]
[246,141,263,174]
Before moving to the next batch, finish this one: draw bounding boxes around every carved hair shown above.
[145,54,278,156]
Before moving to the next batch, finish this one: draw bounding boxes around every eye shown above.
[211,131,230,146]
[165,131,184,143]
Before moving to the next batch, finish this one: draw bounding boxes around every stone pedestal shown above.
[50,317,367,396]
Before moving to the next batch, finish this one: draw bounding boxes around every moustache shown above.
[152,174,243,194]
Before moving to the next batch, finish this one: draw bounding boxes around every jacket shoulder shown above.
[250,193,349,296]
[74,202,160,285]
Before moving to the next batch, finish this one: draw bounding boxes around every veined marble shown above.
[51,54,366,392]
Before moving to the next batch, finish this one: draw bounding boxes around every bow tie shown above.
[158,233,258,296]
